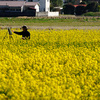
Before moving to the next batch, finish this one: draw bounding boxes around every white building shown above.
[0,0,50,12]
[0,1,39,12]
[30,0,59,17]
[0,0,59,17]
[32,0,50,12]
[24,2,39,12]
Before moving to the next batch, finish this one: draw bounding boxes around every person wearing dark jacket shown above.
[13,26,30,39]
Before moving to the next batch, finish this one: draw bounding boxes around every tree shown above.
[82,0,89,3]
[50,0,63,7]
[86,2,98,12]
[75,6,86,15]
[83,0,100,4]
[63,4,75,14]
[64,0,75,4]
[50,0,63,11]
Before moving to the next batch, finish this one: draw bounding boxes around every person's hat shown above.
[22,25,27,29]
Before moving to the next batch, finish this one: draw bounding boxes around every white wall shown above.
[48,12,59,17]
[36,12,59,17]
[33,0,44,12]
[35,4,39,12]
[45,0,50,12]
[33,0,50,12]
[36,12,48,16]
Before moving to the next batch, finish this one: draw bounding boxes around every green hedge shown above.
[63,4,75,15]
[75,6,86,15]
[83,12,100,16]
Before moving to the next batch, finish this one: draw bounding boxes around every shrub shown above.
[98,5,100,12]
[86,2,98,12]
[63,4,75,15]
[75,6,86,15]
[83,12,100,16]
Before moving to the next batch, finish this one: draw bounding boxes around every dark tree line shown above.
[63,2,99,15]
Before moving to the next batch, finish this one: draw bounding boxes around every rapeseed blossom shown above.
[0,29,100,100]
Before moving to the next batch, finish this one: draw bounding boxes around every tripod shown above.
[2,31,13,41]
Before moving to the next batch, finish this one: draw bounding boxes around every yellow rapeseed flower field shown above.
[0,29,100,100]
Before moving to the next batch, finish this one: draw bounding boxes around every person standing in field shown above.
[12,26,30,40]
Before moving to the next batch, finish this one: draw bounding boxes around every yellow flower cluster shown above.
[0,29,100,100]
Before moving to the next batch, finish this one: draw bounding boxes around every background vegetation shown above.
[63,2,100,15]
[0,17,100,27]
[83,12,100,16]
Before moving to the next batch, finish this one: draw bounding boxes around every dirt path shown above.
[28,26,100,30]
[1,26,100,30]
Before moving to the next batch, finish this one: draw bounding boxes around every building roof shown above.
[73,4,87,7]
[0,1,39,7]
[24,2,40,6]
[0,1,25,7]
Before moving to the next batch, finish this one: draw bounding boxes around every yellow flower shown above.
[0,29,100,99]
